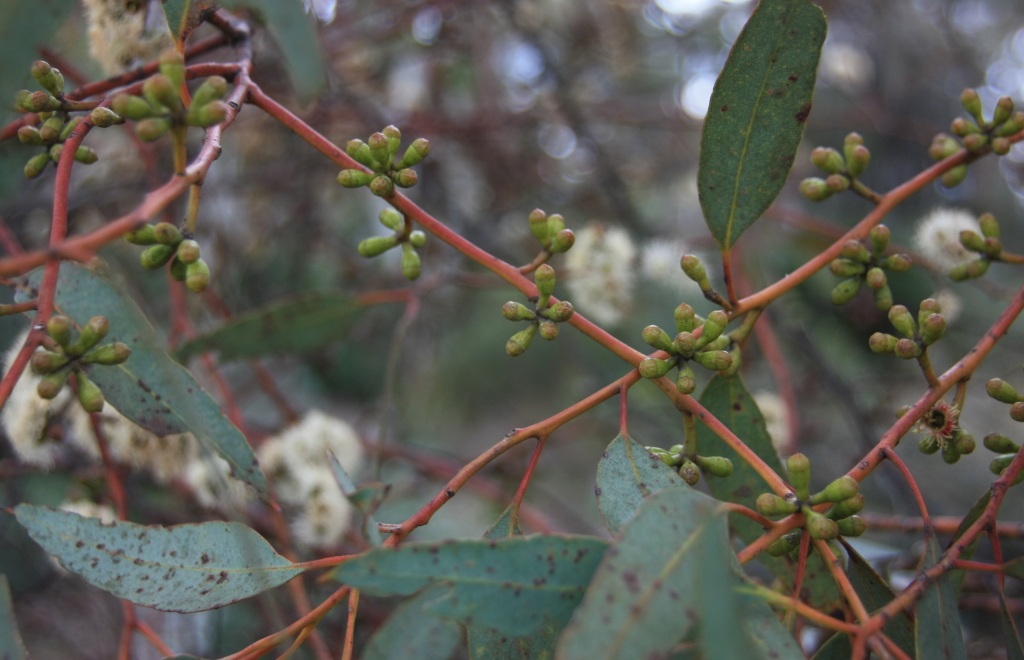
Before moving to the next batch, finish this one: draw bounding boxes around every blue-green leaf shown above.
[916,528,967,660]
[0,575,28,660]
[362,585,462,660]
[595,433,688,534]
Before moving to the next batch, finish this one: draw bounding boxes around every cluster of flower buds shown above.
[645,444,733,486]
[759,454,865,559]
[31,315,131,412]
[16,61,98,178]
[105,52,229,143]
[981,429,1024,487]
[986,378,1024,426]
[799,133,871,201]
[928,89,1023,187]
[829,225,910,309]
[869,299,946,360]
[897,400,974,462]
[949,212,1003,281]
[357,208,426,280]
[502,264,574,356]
[338,126,428,197]
[528,209,575,254]
[638,305,735,394]
[124,222,210,293]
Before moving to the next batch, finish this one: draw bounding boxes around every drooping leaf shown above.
[697,0,826,251]
[595,433,688,534]
[0,575,28,660]
[328,535,608,637]
[15,264,267,499]
[1001,586,1024,660]
[14,504,303,613]
[810,544,914,659]
[916,528,967,660]
[160,0,215,44]
[175,292,380,363]
[467,505,559,660]
[946,491,990,595]
[696,374,839,608]
[362,585,462,660]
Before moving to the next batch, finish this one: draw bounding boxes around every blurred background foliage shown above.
[4,0,1024,657]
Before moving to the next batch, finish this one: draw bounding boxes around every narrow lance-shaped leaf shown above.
[0,575,28,660]
[1001,585,1024,660]
[946,491,989,595]
[329,535,608,637]
[916,528,968,660]
[698,0,826,251]
[362,585,462,660]
[595,433,688,534]
[14,504,304,613]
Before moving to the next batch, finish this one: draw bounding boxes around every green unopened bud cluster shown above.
[869,298,946,359]
[31,315,131,412]
[758,454,865,557]
[527,208,575,254]
[109,52,230,143]
[123,222,210,293]
[828,225,909,310]
[645,443,734,487]
[503,264,574,355]
[679,254,732,309]
[338,125,429,197]
[15,61,100,179]
[799,133,872,201]
[981,431,1024,486]
[948,212,1003,281]
[356,208,427,280]
[985,377,1024,431]
[927,90,1022,188]
[639,304,735,393]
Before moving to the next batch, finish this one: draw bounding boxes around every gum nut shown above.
[369,175,394,197]
[506,324,538,357]
[338,170,374,188]
[141,244,175,269]
[808,476,858,505]
[953,432,975,455]
[379,208,403,230]
[676,366,696,394]
[191,76,228,108]
[919,436,941,454]
[75,371,105,413]
[186,259,211,293]
[136,117,171,142]
[888,305,916,337]
[806,513,839,541]
[534,264,556,296]
[869,333,897,354]
[154,222,183,245]
[401,244,421,280]
[124,224,158,245]
[17,126,43,145]
[869,225,890,252]
[30,350,69,374]
[893,338,921,359]
[837,516,866,537]
[983,433,1019,454]
[831,278,861,305]
[47,315,72,346]
[545,301,574,322]
[828,494,865,520]
[642,325,674,352]
[680,255,708,287]
[539,320,559,340]
[991,454,1015,475]
[358,235,399,257]
[1011,402,1024,423]
[80,343,131,365]
[409,231,427,248]
[37,370,69,399]
[865,268,886,290]
[825,174,850,192]
[169,256,187,281]
[177,239,201,264]
[24,153,50,179]
[678,460,700,486]
[756,493,796,516]
[799,177,832,201]
[639,357,673,379]
[394,169,418,188]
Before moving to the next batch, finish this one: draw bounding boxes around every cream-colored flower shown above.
[82,0,173,74]
[263,410,365,478]
[58,499,117,525]
[565,224,636,327]
[290,468,354,550]
[640,239,708,300]
[183,454,251,511]
[753,391,791,455]
[913,208,982,271]
[933,289,962,324]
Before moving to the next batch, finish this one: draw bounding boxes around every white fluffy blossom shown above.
[753,391,791,455]
[82,0,174,74]
[640,239,708,300]
[290,467,355,550]
[59,499,117,525]
[184,455,252,511]
[913,208,982,271]
[933,289,962,324]
[819,42,875,93]
[565,224,636,327]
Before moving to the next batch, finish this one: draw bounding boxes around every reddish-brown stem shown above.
[518,250,550,274]
[136,620,174,657]
[721,249,739,308]
[0,300,37,316]
[950,559,1002,573]
[0,214,25,256]
[90,411,128,519]
[813,539,870,623]
[989,528,1005,590]
[741,585,859,633]
[341,590,360,660]
[736,514,804,564]
[511,436,548,515]
[618,385,628,436]
[999,251,1024,265]
[882,448,930,526]
[117,600,135,660]
[274,624,313,660]
[791,531,811,608]
[294,555,355,571]
[858,512,1024,538]
[719,502,775,529]
[916,350,940,389]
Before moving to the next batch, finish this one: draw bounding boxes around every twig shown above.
[341,590,360,660]
[881,448,931,526]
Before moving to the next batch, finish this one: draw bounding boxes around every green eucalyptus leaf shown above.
[1001,586,1024,660]
[362,585,462,660]
[14,504,303,612]
[595,433,688,534]
[0,575,28,660]
[946,491,989,595]
[916,528,967,660]
[160,0,213,43]
[698,0,826,251]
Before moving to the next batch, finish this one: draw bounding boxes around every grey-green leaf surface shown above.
[175,292,374,363]
[697,0,826,251]
[696,374,839,609]
[1001,586,1024,660]
[0,575,28,660]
[946,491,989,595]
[329,535,608,637]
[15,264,267,499]
[14,504,303,612]
[916,529,967,660]
[556,487,721,660]
[595,433,688,534]
[362,585,462,660]
[695,512,760,660]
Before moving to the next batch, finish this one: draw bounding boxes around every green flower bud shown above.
[17,125,43,145]
[869,225,890,255]
[962,133,988,153]
[991,454,1016,475]
[80,342,131,366]
[979,213,1000,239]
[694,455,733,478]
[642,325,675,353]
[829,258,866,277]
[673,332,696,357]
[996,111,1024,136]
[369,174,394,197]
[720,347,740,375]
[678,460,700,486]
[942,441,962,464]
[90,107,123,128]
[394,168,418,188]
[667,444,684,455]
[368,132,391,171]
[920,299,943,319]
[358,235,399,257]
[159,50,185,90]
[702,336,731,352]
[695,310,728,348]
[186,259,210,293]
[549,229,575,253]
[960,88,983,122]
[919,435,941,455]
[848,145,871,178]
[409,231,427,248]
[658,452,683,467]
[941,164,969,188]
[676,364,696,394]
[639,357,674,379]
[24,152,50,179]
[841,239,871,263]
[825,174,850,193]
[837,516,866,537]
[48,144,63,163]
[506,323,538,356]
[921,314,945,346]
[546,214,566,239]
[346,140,377,169]
[873,284,894,311]
[808,476,859,505]
[810,147,844,174]
[680,255,711,291]
[888,305,916,337]
[951,117,980,136]
[787,453,811,501]
[865,267,887,291]
[539,319,559,340]
[984,433,1020,454]
[756,493,799,516]
[31,61,64,97]
[379,208,403,231]
[988,379,1024,404]
[39,115,64,144]
[541,301,574,322]
[894,338,921,359]
[401,243,420,280]
[983,237,1003,256]
[869,332,898,354]
[503,301,536,321]
[338,169,374,188]
[68,316,109,356]
[74,147,98,165]
[185,100,228,128]
[881,254,912,272]
[154,222,183,245]
[827,494,865,520]
[59,116,83,142]
[136,117,171,142]
[799,177,832,201]
[395,138,430,169]
[959,230,986,253]
[805,510,839,540]
[176,239,201,264]
[47,315,72,347]
[528,209,549,244]
[674,303,697,333]
[37,369,70,399]
[994,96,1015,128]
[112,94,162,120]
[30,350,70,374]
[766,532,803,557]
[169,256,187,281]
[953,430,975,455]
[141,244,175,269]
[831,278,861,305]
[692,350,732,372]
[949,258,990,281]
[21,90,61,113]
[75,371,105,413]
[535,264,555,297]
[383,125,402,156]
[124,224,158,245]
[993,138,1012,155]
[191,75,228,108]
[143,74,181,113]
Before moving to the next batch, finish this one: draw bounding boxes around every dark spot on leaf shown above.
[795,103,812,123]
[622,571,640,593]
[595,486,601,496]
[788,75,798,81]
[732,402,743,411]
[217,571,228,584]
[75,541,84,548]
[533,578,546,586]
[201,553,210,564]
[720,105,728,112]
